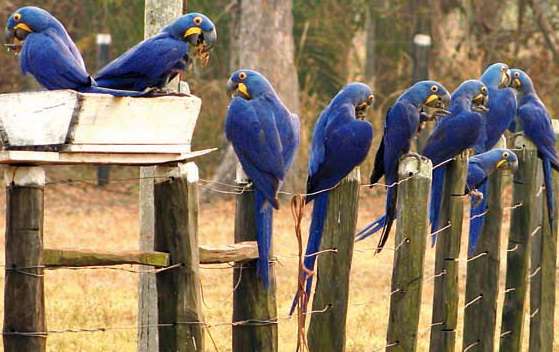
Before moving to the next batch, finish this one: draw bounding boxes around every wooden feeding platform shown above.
[0,90,215,165]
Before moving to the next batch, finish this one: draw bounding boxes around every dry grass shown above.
[0,176,556,351]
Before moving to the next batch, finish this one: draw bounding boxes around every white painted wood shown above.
[3,166,45,186]
[0,90,201,148]
[0,90,77,146]
[62,144,191,154]
[0,148,215,166]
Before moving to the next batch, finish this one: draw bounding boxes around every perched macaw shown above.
[225,69,300,286]
[95,13,216,91]
[355,81,451,251]
[421,80,489,242]
[467,148,518,255]
[4,7,147,96]
[475,63,517,152]
[510,68,559,231]
[289,82,374,314]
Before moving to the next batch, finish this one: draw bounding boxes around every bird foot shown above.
[469,189,484,206]
[144,87,191,97]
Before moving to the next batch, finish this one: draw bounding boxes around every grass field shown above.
[0,167,556,351]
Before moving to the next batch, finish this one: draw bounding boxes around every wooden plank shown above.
[232,167,278,352]
[384,155,432,352]
[500,135,541,352]
[0,90,77,146]
[42,249,169,268]
[0,148,215,166]
[528,120,559,352]
[3,166,46,352]
[62,144,192,154]
[307,167,361,352]
[199,241,258,264]
[430,152,468,352]
[154,163,204,352]
[462,138,507,352]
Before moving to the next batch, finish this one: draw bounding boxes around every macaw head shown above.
[333,82,375,119]
[451,80,489,113]
[5,6,57,53]
[401,80,451,118]
[163,12,217,63]
[509,68,536,95]
[480,63,511,89]
[227,69,275,100]
[488,148,519,172]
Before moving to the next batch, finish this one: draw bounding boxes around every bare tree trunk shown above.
[528,0,559,63]
[210,0,302,191]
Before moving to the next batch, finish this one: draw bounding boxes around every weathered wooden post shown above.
[429,152,468,352]
[3,166,46,352]
[138,1,183,351]
[232,167,278,352]
[500,135,541,352]
[385,156,432,352]
[154,163,204,352]
[528,120,559,352]
[462,139,507,352]
[95,33,112,186]
[307,168,361,352]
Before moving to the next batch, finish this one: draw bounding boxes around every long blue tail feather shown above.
[543,158,555,231]
[355,215,386,241]
[255,190,273,287]
[467,181,488,256]
[430,167,446,239]
[289,193,329,315]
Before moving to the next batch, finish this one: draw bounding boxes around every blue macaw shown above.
[421,80,488,243]
[510,68,559,232]
[355,81,451,251]
[467,148,518,255]
[225,69,300,286]
[95,13,216,91]
[5,7,147,96]
[289,82,374,314]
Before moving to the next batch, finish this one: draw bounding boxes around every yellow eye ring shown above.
[193,16,203,25]
[430,85,438,93]
[239,72,247,80]
[13,13,21,22]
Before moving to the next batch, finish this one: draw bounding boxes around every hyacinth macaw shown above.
[225,69,300,286]
[289,82,374,314]
[4,7,147,97]
[95,13,216,91]
[467,148,518,255]
[510,68,559,231]
[421,80,489,243]
[355,81,451,251]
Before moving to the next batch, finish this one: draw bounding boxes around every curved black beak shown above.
[226,79,237,96]
[472,93,489,112]
[203,27,217,50]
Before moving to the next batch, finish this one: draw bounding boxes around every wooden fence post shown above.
[385,155,432,352]
[429,152,468,352]
[154,163,204,352]
[462,139,507,352]
[528,120,559,352]
[500,135,541,352]
[307,168,361,352]
[3,166,46,352]
[138,1,183,351]
[232,166,278,352]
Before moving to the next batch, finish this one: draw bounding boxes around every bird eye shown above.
[13,13,21,22]
[430,85,438,93]
[193,16,203,25]
[503,151,509,158]
[514,72,520,78]
[481,87,487,94]
[367,95,375,104]
[501,66,507,72]
[239,72,247,80]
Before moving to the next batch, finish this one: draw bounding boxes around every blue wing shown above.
[225,97,286,207]
[466,161,487,191]
[21,32,90,90]
[484,87,516,151]
[518,99,559,169]
[95,33,189,91]
[307,105,373,201]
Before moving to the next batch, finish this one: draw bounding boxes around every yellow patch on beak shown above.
[14,23,32,32]
[496,160,508,169]
[425,94,439,105]
[238,83,250,98]
[513,78,521,89]
[184,27,202,38]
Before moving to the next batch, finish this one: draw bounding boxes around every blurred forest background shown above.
[1,0,559,186]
